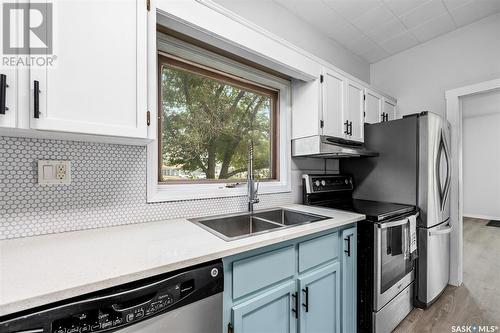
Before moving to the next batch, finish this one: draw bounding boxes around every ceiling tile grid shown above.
[274,0,500,63]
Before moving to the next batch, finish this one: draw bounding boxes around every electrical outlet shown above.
[38,160,71,185]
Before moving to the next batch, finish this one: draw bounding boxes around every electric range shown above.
[302,174,418,333]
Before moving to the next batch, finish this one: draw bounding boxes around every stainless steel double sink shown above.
[189,208,329,241]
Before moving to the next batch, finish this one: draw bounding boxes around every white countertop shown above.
[0,204,363,317]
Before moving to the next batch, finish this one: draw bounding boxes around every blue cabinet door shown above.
[232,281,297,333]
[298,262,341,333]
[341,227,357,333]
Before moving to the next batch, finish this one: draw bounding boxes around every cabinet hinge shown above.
[320,74,324,83]
[363,111,366,118]
[227,323,234,333]
[320,120,324,128]
[146,111,151,126]
[363,94,366,101]
[146,0,150,11]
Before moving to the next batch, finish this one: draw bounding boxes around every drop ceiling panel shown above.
[399,0,448,28]
[411,12,456,42]
[266,0,500,63]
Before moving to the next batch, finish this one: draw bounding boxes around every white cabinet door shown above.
[0,64,17,129]
[30,0,147,138]
[383,99,397,121]
[345,80,364,142]
[364,90,382,124]
[322,70,346,139]
[0,2,19,129]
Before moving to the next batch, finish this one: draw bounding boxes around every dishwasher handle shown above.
[111,292,157,312]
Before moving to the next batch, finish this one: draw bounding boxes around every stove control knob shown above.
[321,180,326,186]
[314,180,320,187]
[345,179,349,184]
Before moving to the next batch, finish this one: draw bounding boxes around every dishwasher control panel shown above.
[51,285,179,333]
[0,261,223,333]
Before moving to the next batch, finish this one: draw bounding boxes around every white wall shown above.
[462,89,500,220]
[212,0,370,82]
[370,13,500,117]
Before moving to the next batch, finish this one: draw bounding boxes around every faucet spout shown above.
[247,140,259,213]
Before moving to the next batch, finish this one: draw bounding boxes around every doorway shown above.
[462,89,500,221]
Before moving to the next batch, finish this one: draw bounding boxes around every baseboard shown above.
[463,214,500,221]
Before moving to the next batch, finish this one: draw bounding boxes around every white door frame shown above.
[445,77,500,286]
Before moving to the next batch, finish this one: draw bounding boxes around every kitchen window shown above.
[157,55,279,183]
[148,34,291,202]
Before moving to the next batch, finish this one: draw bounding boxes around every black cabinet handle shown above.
[302,287,309,312]
[344,120,349,135]
[344,235,351,257]
[0,74,8,115]
[292,292,298,318]
[34,80,40,118]
[348,121,353,136]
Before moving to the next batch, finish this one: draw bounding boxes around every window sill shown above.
[147,180,291,203]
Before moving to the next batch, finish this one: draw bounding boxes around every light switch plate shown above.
[38,160,71,185]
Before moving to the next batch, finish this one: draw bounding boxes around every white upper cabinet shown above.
[292,66,397,143]
[365,89,397,124]
[383,99,397,121]
[29,0,148,138]
[345,80,364,142]
[322,70,346,138]
[0,64,17,129]
[364,89,383,124]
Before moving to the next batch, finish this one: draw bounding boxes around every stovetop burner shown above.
[318,199,415,222]
[302,174,416,221]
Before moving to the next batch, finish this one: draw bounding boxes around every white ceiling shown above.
[270,0,500,63]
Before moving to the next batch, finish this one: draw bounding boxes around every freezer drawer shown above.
[416,222,451,306]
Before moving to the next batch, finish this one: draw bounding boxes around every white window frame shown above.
[147,34,292,202]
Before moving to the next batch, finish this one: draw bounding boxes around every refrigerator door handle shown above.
[429,225,452,236]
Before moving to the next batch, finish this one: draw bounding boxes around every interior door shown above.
[346,80,364,142]
[322,69,346,139]
[29,0,147,138]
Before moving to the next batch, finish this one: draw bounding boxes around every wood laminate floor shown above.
[393,217,500,333]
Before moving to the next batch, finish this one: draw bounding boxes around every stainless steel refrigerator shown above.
[341,111,452,308]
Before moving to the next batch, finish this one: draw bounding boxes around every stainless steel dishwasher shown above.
[0,260,223,333]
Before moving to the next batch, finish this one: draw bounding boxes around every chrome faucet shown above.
[247,141,259,213]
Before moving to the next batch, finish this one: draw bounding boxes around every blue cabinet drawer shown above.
[298,232,339,273]
[232,246,295,299]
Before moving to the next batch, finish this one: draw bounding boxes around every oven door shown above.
[374,216,415,311]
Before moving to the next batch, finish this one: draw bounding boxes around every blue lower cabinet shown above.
[225,225,357,333]
[298,262,341,333]
[341,227,357,333]
[231,281,297,333]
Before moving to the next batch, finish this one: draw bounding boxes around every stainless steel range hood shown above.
[292,135,379,158]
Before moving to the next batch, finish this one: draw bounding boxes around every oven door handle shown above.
[377,218,408,229]
[377,212,419,229]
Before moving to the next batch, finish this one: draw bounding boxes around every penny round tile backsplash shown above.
[0,136,293,240]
